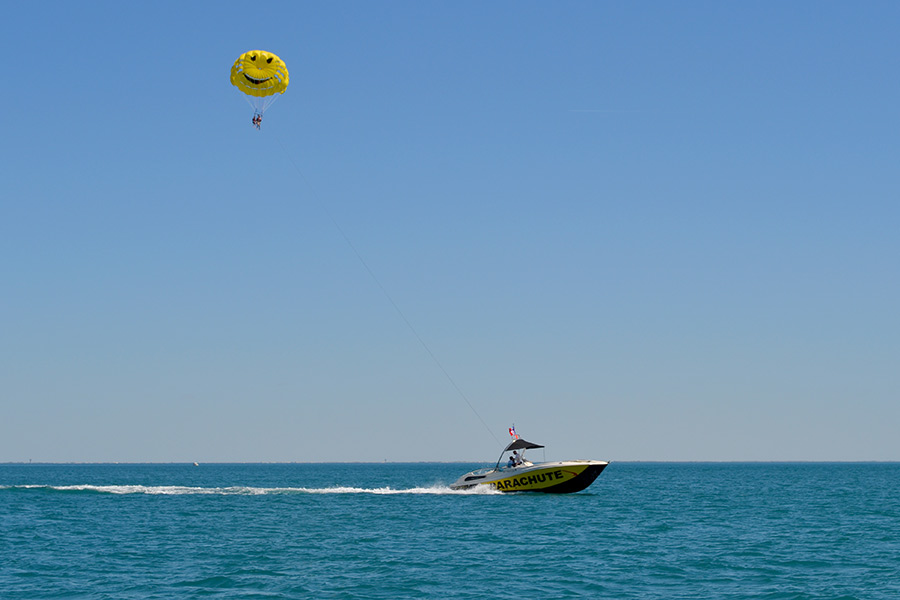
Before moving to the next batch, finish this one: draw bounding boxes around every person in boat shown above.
[512,450,523,466]
[506,455,516,468]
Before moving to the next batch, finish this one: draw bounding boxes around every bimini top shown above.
[504,438,545,452]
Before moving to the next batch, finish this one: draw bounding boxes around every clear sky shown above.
[2,1,898,463]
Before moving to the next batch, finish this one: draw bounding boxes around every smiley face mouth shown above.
[244,74,272,85]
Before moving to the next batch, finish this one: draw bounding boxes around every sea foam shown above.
[1,483,500,495]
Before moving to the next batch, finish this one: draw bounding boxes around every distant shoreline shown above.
[3,461,899,466]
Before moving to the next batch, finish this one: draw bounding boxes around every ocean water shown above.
[1,463,898,599]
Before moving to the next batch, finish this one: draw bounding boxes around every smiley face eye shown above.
[267,57,273,64]
[250,55,257,61]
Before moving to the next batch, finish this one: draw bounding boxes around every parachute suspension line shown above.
[242,94,279,117]
[272,133,501,448]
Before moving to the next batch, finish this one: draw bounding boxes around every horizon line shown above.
[3,460,899,465]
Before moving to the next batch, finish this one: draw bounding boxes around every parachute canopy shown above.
[231,50,289,116]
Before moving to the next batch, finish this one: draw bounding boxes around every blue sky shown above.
[2,1,898,462]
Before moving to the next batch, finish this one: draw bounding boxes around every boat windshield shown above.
[468,467,495,476]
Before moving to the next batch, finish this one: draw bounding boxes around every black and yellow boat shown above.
[449,438,608,493]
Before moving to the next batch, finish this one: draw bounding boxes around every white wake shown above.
[2,484,501,496]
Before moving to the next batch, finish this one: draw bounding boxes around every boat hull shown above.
[450,460,608,493]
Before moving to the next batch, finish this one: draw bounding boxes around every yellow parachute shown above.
[230,50,289,127]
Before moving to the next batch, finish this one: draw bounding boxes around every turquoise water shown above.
[2,463,898,599]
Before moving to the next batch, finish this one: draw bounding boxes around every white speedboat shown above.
[450,438,608,493]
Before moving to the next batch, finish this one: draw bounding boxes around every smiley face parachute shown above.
[230,50,289,128]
